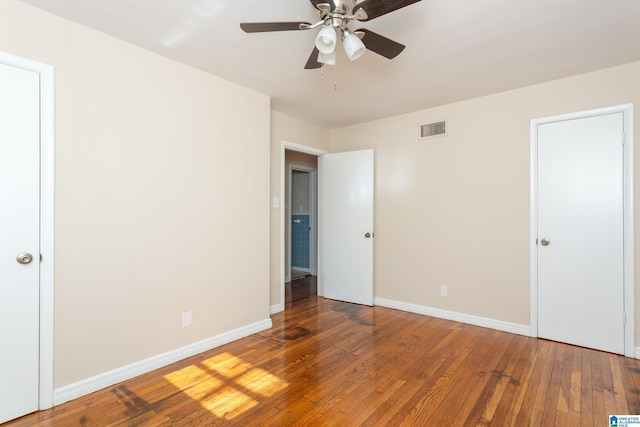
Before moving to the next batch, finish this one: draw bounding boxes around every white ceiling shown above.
[16,0,640,128]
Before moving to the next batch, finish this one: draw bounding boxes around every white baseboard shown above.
[635,347,640,359]
[374,298,530,337]
[270,303,284,315]
[53,318,273,406]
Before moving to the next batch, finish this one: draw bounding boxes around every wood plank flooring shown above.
[5,276,640,426]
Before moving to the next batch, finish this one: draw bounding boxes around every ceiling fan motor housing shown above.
[328,0,356,15]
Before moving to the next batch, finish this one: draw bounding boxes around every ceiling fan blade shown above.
[304,47,323,69]
[358,29,405,59]
[240,22,311,33]
[353,0,422,22]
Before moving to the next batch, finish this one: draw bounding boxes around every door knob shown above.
[540,238,550,246]
[364,232,372,238]
[16,253,33,264]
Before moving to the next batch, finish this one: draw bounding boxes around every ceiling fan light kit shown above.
[318,50,337,65]
[343,32,366,61]
[316,25,338,54]
[240,0,422,69]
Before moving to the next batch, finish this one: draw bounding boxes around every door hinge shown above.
[623,311,626,325]
[622,132,625,145]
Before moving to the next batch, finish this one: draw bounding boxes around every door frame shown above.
[288,166,317,280]
[529,103,634,358]
[0,52,55,406]
[280,141,328,311]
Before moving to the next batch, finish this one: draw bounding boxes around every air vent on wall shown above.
[420,120,447,139]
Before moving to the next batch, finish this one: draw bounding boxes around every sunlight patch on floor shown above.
[163,352,289,420]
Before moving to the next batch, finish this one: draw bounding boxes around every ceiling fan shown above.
[240,0,422,69]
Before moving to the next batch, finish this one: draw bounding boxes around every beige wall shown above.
[270,112,330,308]
[331,61,640,343]
[1,1,271,388]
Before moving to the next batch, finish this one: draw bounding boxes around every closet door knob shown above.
[16,253,33,264]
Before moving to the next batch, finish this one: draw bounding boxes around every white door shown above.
[537,112,624,354]
[321,149,374,305]
[0,61,41,423]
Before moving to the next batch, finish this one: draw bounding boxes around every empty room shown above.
[1,0,640,425]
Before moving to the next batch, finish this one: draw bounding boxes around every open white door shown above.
[0,61,41,423]
[320,149,374,306]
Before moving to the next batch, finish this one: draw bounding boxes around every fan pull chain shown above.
[318,62,337,90]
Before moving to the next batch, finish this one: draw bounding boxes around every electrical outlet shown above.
[182,311,192,328]
[440,286,448,297]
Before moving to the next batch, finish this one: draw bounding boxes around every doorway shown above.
[0,52,54,422]
[289,168,316,281]
[280,142,327,310]
[279,142,376,312]
[285,151,318,284]
[530,104,634,357]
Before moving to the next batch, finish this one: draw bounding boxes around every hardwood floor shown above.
[290,269,310,281]
[5,276,640,426]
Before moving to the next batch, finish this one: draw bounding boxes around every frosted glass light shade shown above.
[315,26,337,54]
[318,50,336,65]
[343,33,366,61]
